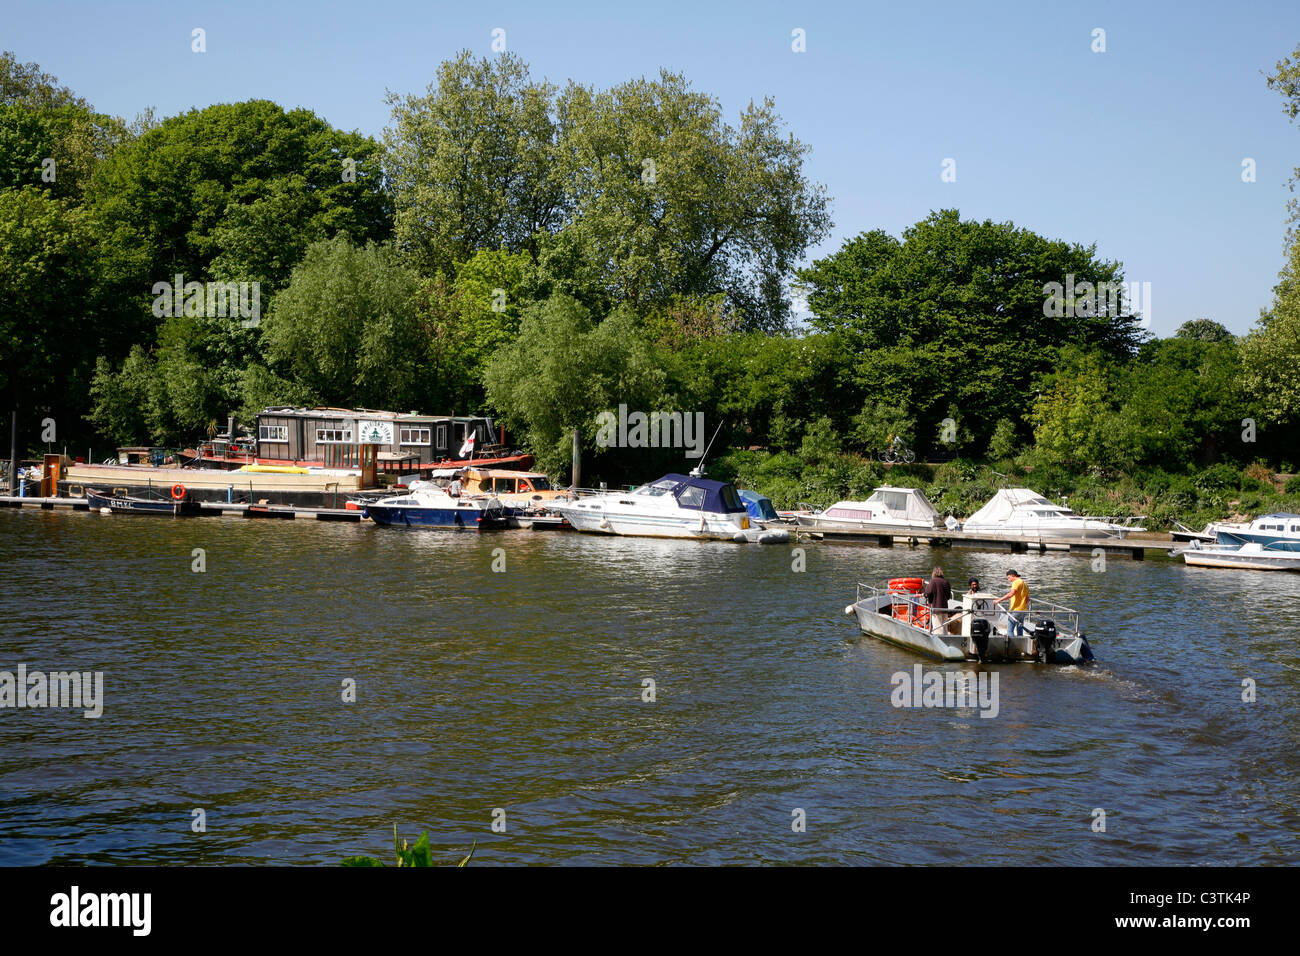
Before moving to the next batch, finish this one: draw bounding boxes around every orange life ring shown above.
[170,483,187,500]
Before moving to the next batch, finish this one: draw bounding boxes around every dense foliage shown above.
[3,45,1300,526]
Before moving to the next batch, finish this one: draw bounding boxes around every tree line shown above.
[2,47,1299,515]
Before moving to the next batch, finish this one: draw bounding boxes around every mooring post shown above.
[8,410,15,496]
[571,427,581,491]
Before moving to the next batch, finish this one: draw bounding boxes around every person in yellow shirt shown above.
[994,569,1030,640]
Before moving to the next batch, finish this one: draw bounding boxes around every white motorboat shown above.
[960,488,1144,539]
[1207,513,1300,547]
[363,488,507,530]
[549,471,786,542]
[843,578,1095,664]
[796,486,941,533]
[1179,539,1300,571]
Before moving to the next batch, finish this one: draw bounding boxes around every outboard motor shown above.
[971,618,991,661]
[1033,620,1058,662]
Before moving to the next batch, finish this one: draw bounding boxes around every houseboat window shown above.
[435,424,447,448]
[400,427,431,446]
[315,428,352,444]
[678,486,706,508]
[259,425,288,442]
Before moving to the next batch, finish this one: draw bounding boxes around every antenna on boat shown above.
[689,421,724,478]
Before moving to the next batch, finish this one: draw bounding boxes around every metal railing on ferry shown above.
[854,582,1081,636]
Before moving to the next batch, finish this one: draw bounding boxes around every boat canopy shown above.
[637,473,747,513]
[964,488,1071,526]
[738,489,779,521]
[845,486,940,522]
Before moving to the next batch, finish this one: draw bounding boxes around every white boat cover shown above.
[964,488,1068,527]
[828,486,940,523]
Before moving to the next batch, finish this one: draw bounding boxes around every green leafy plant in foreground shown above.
[342,825,476,867]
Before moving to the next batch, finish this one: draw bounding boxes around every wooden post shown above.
[8,410,15,494]
[571,428,581,490]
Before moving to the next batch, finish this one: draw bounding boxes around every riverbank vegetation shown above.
[4,46,1300,528]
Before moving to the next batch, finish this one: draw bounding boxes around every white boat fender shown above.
[844,604,855,616]
[99,507,112,515]
[733,532,748,543]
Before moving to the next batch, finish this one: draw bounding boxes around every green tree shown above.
[384,52,562,278]
[261,237,423,411]
[483,296,678,477]
[552,72,830,329]
[0,186,99,443]
[799,210,1145,450]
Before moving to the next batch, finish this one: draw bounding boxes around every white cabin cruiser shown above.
[550,471,786,542]
[960,488,1144,539]
[1208,513,1300,547]
[796,486,941,533]
[844,578,1094,664]
[1179,539,1300,572]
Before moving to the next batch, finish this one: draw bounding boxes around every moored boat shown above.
[1208,513,1300,547]
[550,470,784,542]
[796,486,941,533]
[844,578,1094,664]
[85,487,203,516]
[362,488,507,530]
[960,488,1144,539]
[1179,539,1300,571]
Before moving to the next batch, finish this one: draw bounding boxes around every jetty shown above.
[801,526,1168,560]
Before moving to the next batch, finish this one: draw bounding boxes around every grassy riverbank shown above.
[713,447,1300,531]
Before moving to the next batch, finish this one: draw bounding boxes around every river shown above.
[1,507,1296,865]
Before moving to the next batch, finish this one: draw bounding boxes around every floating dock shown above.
[800,526,1168,560]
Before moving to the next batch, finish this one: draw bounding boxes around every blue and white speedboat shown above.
[363,488,506,530]
[552,471,783,541]
[1211,513,1300,547]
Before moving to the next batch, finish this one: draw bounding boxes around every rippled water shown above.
[1,507,1297,865]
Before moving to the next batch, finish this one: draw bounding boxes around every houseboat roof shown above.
[257,406,493,423]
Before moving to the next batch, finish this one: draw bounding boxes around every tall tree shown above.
[552,73,831,329]
[384,52,563,278]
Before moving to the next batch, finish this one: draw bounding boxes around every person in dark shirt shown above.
[923,567,953,630]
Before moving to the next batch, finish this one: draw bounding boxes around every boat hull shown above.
[556,507,747,540]
[85,488,202,516]
[364,504,506,530]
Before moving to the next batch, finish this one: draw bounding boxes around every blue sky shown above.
[6,0,1300,336]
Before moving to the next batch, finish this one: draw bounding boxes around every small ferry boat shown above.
[551,470,784,542]
[86,487,203,517]
[960,488,1144,539]
[1179,539,1300,572]
[844,577,1095,664]
[796,486,941,533]
[363,489,507,530]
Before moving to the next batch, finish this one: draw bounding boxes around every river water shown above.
[1,507,1296,865]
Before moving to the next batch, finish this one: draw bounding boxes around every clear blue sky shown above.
[7,0,1300,336]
